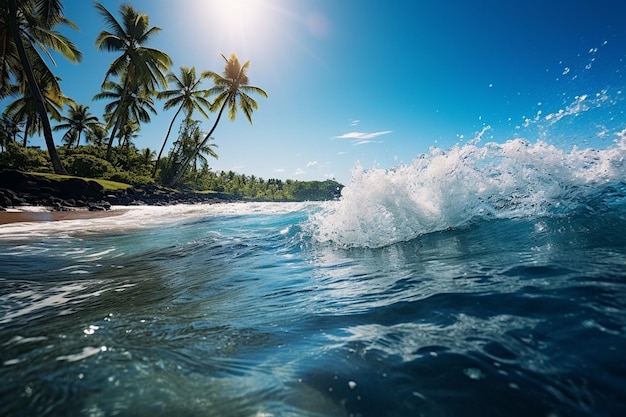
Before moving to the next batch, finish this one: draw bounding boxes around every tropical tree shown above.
[93,80,157,148]
[118,118,140,149]
[4,81,72,146]
[168,118,217,183]
[153,66,213,177]
[0,114,21,150]
[189,125,218,173]
[53,103,101,148]
[140,147,155,166]
[85,122,108,147]
[94,2,171,159]
[2,0,82,174]
[167,53,267,185]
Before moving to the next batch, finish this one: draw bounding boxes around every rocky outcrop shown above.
[0,170,236,211]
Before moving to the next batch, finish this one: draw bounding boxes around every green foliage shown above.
[106,171,155,186]
[63,153,115,178]
[0,142,52,172]
[184,169,343,201]
[291,180,343,201]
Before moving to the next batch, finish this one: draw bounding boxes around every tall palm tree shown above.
[167,53,267,185]
[153,66,213,177]
[53,103,100,148]
[94,2,171,159]
[2,0,82,174]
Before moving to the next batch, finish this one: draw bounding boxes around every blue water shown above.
[1,139,626,416]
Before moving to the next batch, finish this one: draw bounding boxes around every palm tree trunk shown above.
[105,112,123,160]
[105,78,131,161]
[22,119,30,147]
[153,105,183,178]
[8,0,68,174]
[167,98,229,185]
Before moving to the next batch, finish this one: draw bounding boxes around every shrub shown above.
[64,154,115,178]
[0,142,52,172]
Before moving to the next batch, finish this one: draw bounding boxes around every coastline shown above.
[0,207,129,225]
[0,170,238,225]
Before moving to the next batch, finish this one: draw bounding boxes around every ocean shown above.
[1,137,626,416]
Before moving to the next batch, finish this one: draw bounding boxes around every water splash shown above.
[309,134,626,248]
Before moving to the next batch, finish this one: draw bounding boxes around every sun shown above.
[204,0,277,51]
[213,0,260,32]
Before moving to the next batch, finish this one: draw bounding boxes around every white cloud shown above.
[294,168,306,176]
[354,140,382,146]
[273,168,285,173]
[350,119,360,126]
[307,161,318,168]
[335,131,392,141]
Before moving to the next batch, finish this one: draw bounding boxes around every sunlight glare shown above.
[205,0,277,51]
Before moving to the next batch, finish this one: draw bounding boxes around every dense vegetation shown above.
[0,0,342,201]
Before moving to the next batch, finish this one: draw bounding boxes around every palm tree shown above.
[167,53,267,185]
[4,81,72,146]
[118,119,140,149]
[153,66,213,177]
[93,80,157,148]
[170,118,218,182]
[140,147,156,166]
[94,2,171,159]
[54,104,101,148]
[189,125,218,172]
[2,0,82,174]
[85,122,108,147]
[0,114,21,151]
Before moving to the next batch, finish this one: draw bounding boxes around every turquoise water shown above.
[1,139,626,416]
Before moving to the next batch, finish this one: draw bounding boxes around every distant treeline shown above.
[199,170,343,201]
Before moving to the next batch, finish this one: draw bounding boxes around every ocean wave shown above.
[307,136,626,248]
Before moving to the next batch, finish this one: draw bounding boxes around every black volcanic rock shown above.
[0,169,235,210]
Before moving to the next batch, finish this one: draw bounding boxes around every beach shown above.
[0,207,127,225]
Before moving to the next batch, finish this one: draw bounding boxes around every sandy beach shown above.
[0,208,127,225]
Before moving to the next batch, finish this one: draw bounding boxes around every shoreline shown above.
[0,170,240,220]
[0,207,129,225]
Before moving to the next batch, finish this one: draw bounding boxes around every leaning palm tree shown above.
[153,66,213,177]
[2,0,82,174]
[94,2,171,159]
[54,104,101,148]
[167,53,267,185]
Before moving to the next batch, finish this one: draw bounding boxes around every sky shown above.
[5,0,626,184]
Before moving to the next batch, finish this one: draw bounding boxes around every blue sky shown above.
[7,0,626,184]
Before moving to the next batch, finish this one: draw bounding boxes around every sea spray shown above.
[308,135,626,248]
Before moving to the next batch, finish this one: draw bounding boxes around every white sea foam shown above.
[0,202,314,241]
[308,135,626,248]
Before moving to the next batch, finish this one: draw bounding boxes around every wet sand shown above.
[0,209,128,225]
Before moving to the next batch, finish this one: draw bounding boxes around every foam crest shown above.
[309,136,626,248]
